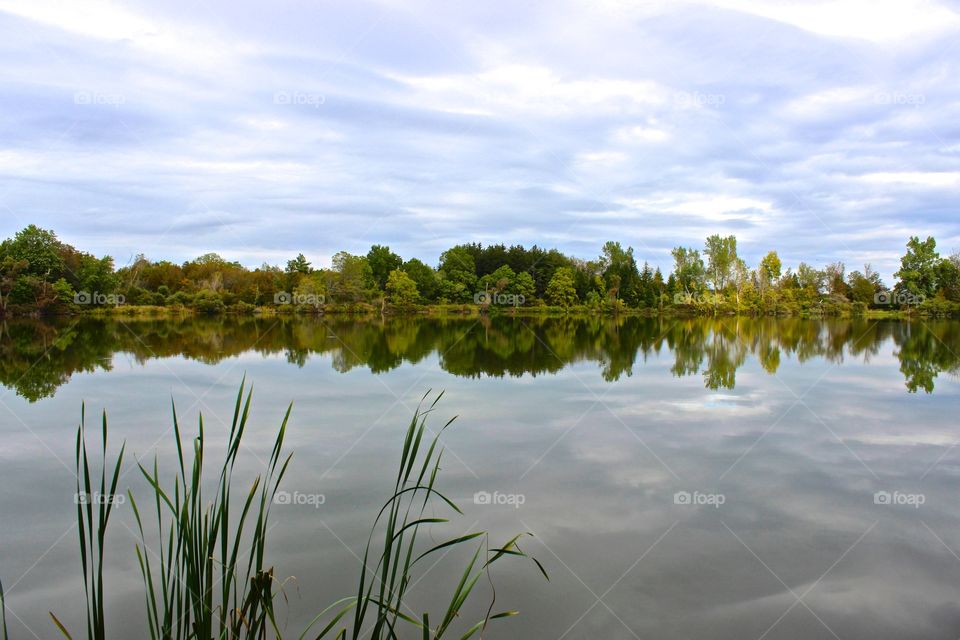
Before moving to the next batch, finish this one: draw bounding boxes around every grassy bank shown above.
[8,301,955,320]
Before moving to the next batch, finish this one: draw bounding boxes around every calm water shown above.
[2,315,960,639]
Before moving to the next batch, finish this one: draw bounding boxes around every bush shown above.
[192,290,225,314]
[166,291,193,307]
[231,300,256,315]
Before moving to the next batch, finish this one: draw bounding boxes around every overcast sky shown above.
[1,0,959,282]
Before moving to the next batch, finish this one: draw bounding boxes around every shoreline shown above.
[1,303,951,320]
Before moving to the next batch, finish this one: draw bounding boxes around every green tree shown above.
[479,265,516,296]
[895,236,940,298]
[671,247,705,295]
[367,245,403,291]
[704,234,737,291]
[286,253,312,275]
[328,252,375,303]
[824,261,849,298]
[937,252,960,302]
[401,258,438,301]
[385,269,419,305]
[600,242,640,305]
[437,246,477,302]
[758,251,782,283]
[545,267,578,307]
[847,265,883,305]
[0,255,28,312]
[512,271,536,304]
[4,225,65,278]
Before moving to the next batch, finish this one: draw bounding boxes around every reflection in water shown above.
[1,315,958,401]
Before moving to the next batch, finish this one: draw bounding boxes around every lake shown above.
[2,315,960,639]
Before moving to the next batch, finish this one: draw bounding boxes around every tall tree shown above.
[600,242,641,305]
[367,245,403,291]
[671,247,705,294]
[286,253,312,275]
[385,269,419,304]
[328,252,375,302]
[437,246,477,302]
[703,234,737,291]
[3,225,65,278]
[894,236,939,298]
[401,258,438,301]
[545,267,578,307]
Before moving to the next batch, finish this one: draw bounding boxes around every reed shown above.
[49,406,126,640]
[1,580,9,640]
[127,379,291,640]
[37,382,544,639]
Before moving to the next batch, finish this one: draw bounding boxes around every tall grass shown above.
[34,382,544,639]
[1,580,9,640]
[308,390,548,640]
[128,380,291,640]
[49,406,126,640]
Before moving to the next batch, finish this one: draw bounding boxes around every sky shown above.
[0,0,958,283]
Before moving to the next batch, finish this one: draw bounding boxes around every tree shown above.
[286,254,312,275]
[600,242,640,305]
[758,251,782,283]
[732,259,752,307]
[479,265,516,296]
[385,269,419,305]
[848,265,883,305]
[437,246,477,302]
[401,258,438,302]
[367,245,403,291]
[895,236,939,298]
[545,267,578,307]
[796,263,824,293]
[704,234,737,292]
[328,252,375,302]
[938,252,960,302]
[4,225,65,278]
[824,261,848,298]
[671,247,705,295]
[0,256,28,312]
[512,272,536,304]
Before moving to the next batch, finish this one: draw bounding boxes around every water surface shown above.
[2,315,959,638]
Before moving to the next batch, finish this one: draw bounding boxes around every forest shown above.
[1,225,958,316]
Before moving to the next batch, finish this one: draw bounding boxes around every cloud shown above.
[0,0,958,282]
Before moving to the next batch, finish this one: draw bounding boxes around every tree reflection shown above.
[1,315,957,401]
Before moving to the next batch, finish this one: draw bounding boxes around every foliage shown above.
[894,236,940,298]
[385,268,419,305]
[192,290,226,314]
[545,267,578,307]
[367,245,403,291]
[2,225,958,317]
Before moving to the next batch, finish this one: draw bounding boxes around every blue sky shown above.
[1,0,958,283]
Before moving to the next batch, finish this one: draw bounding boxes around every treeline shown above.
[1,225,959,316]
